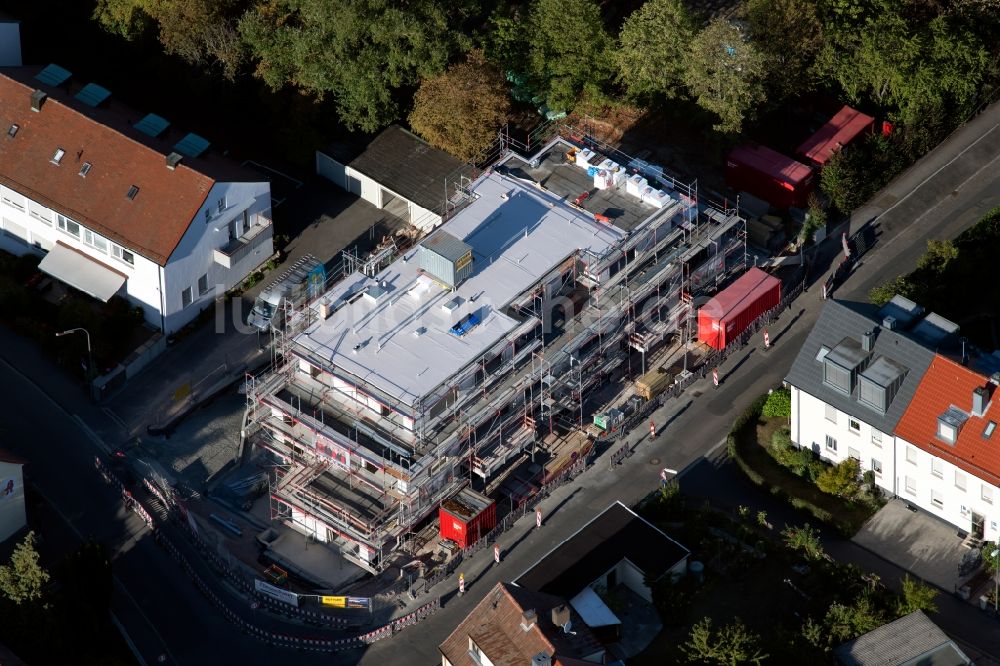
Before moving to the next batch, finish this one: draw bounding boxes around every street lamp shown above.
[992,548,999,613]
[56,327,93,381]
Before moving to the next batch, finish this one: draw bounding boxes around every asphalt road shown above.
[2,102,997,666]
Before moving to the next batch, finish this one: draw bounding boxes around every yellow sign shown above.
[454,251,472,272]
[321,596,347,608]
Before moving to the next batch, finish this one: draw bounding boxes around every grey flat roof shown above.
[785,300,936,433]
[295,169,625,407]
[861,356,906,388]
[826,337,870,370]
[348,125,467,212]
[834,611,969,666]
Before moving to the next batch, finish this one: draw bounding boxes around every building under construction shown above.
[243,129,747,572]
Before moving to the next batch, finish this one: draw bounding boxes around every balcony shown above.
[213,218,273,269]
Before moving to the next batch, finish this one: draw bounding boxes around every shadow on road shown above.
[771,308,807,346]
[722,348,755,382]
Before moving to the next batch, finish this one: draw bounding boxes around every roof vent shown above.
[973,386,989,417]
[882,316,897,330]
[7,124,18,139]
[30,89,47,112]
[166,152,183,170]
[861,330,874,352]
[520,609,536,631]
[530,654,551,666]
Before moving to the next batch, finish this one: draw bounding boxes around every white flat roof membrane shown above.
[296,170,625,408]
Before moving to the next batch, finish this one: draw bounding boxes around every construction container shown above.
[697,267,781,350]
[438,487,496,549]
[725,144,814,209]
[635,368,675,401]
[593,407,625,431]
[419,231,474,288]
[796,105,875,167]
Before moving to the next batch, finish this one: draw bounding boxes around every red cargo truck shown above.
[726,144,814,209]
[438,487,496,549]
[697,267,781,350]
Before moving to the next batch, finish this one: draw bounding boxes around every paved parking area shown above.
[852,499,971,591]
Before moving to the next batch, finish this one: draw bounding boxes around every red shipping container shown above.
[698,267,781,350]
[438,487,496,549]
[726,144,814,209]
[796,105,875,167]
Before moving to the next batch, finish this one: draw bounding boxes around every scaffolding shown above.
[242,124,747,572]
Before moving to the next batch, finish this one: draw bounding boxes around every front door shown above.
[972,511,986,538]
[228,220,237,242]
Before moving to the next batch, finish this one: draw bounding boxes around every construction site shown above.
[241,125,750,573]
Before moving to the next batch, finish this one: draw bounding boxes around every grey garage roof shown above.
[348,125,468,213]
[784,299,936,435]
[834,610,970,666]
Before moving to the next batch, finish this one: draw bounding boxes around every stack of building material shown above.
[635,368,674,400]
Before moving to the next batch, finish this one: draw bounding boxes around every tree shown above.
[761,387,791,418]
[816,458,861,498]
[684,19,766,134]
[616,0,695,103]
[0,532,50,605]
[682,616,769,665]
[92,0,153,41]
[482,9,530,72]
[897,575,938,616]
[409,50,512,162]
[823,594,885,643]
[916,239,958,273]
[868,275,912,306]
[240,0,457,131]
[528,0,611,112]
[746,0,822,101]
[782,523,825,560]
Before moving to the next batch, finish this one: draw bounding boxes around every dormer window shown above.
[79,162,92,177]
[7,124,18,138]
[937,406,969,445]
[52,148,65,164]
[938,420,957,444]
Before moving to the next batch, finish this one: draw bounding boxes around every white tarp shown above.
[39,243,126,302]
[570,585,621,628]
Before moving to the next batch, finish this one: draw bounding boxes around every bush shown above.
[762,387,791,418]
[771,427,792,449]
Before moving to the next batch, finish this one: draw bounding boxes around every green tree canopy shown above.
[682,616,769,665]
[409,50,511,163]
[816,458,861,498]
[0,532,50,605]
[746,0,822,102]
[615,0,694,104]
[528,0,611,112]
[239,0,458,131]
[684,19,766,134]
[897,575,938,616]
[782,523,825,560]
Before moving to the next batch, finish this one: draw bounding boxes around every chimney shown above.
[166,152,183,170]
[861,330,874,352]
[973,386,989,417]
[318,299,332,320]
[882,316,897,331]
[550,603,570,629]
[520,609,536,631]
[30,89,47,112]
[530,654,552,666]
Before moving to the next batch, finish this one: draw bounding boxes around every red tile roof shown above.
[0,71,213,265]
[895,355,1000,486]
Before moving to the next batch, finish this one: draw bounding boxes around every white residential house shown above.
[0,64,272,334]
[894,355,1000,542]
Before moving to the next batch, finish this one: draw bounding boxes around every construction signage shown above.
[346,597,371,610]
[254,579,300,607]
[322,596,347,608]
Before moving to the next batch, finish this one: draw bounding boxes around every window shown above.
[983,485,993,504]
[955,470,967,491]
[181,286,193,308]
[825,434,837,452]
[6,124,18,138]
[872,458,882,476]
[906,446,917,465]
[28,203,52,225]
[52,148,65,164]
[825,404,837,423]
[858,377,887,413]
[111,244,134,266]
[985,421,997,439]
[242,209,251,233]
[931,458,943,478]
[872,430,883,447]
[938,419,957,444]
[204,208,211,223]
[468,638,484,665]
[126,185,139,200]
[217,197,226,213]
[905,476,916,495]
[849,419,860,434]
[848,447,860,461]
[931,489,943,509]
[198,274,210,296]
[82,229,108,253]
[824,360,853,394]
[2,218,28,245]
[56,214,79,238]
[79,162,92,177]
